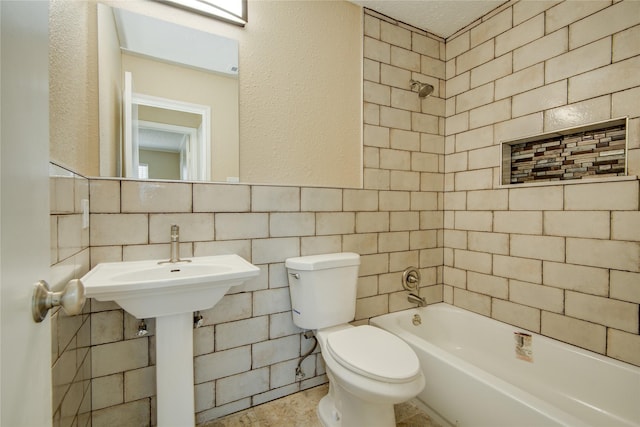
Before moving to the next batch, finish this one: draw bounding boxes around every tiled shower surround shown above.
[51,1,640,426]
[442,0,640,370]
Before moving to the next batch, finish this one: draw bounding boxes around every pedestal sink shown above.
[82,254,260,426]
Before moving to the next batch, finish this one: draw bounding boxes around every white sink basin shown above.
[83,253,260,426]
[82,254,259,318]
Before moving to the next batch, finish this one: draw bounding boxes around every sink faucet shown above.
[170,224,181,262]
[159,225,190,264]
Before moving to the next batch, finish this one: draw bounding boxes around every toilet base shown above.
[317,394,339,427]
[316,381,397,427]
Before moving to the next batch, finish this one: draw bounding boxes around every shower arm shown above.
[409,79,434,98]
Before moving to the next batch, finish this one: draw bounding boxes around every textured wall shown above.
[49,0,99,176]
[238,1,363,187]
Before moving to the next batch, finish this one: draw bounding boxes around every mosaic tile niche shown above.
[502,118,628,185]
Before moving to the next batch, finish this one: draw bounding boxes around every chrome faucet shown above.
[407,292,426,307]
[402,267,426,307]
[159,224,190,264]
[170,224,180,262]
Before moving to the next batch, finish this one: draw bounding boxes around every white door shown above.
[1,1,53,426]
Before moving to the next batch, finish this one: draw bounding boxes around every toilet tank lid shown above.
[285,252,360,270]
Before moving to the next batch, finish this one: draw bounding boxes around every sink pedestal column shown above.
[156,312,195,426]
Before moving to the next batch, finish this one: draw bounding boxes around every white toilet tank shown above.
[285,252,360,330]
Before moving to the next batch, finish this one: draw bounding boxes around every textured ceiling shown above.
[350,0,508,39]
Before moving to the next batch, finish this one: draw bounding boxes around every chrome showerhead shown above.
[410,79,434,98]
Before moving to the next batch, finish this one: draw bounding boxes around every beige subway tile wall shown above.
[444,0,640,369]
[49,164,92,427]
[88,182,444,424]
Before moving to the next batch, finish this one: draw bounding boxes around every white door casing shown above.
[1,1,53,426]
[123,71,138,178]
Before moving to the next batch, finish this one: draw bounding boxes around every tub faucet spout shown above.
[408,292,426,307]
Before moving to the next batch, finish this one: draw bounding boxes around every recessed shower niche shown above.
[501,118,628,185]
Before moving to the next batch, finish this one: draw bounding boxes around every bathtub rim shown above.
[371,303,640,373]
[370,303,640,427]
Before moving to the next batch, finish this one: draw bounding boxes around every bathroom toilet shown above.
[285,252,425,427]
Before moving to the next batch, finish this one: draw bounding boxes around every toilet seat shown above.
[326,325,420,384]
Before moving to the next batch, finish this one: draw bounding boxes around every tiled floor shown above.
[200,384,440,427]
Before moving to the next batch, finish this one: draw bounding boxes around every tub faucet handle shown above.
[402,267,421,292]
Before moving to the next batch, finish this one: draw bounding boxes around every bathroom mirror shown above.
[50,1,362,188]
[98,4,239,182]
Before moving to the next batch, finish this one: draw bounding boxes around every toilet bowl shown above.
[285,253,425,427]
[315,325,425,427]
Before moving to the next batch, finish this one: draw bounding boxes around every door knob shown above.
[32,279,86,323]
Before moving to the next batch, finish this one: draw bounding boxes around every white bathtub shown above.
[371,303,640,427]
